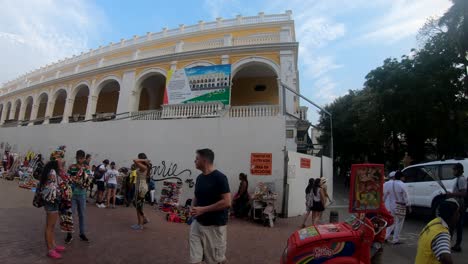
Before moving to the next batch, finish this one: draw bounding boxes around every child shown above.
[105,162,119,209]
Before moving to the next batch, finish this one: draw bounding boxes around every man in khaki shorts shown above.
[190,149,231,264]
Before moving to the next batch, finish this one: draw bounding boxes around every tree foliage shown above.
[318,4,468,170]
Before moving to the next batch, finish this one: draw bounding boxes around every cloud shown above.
[0,0,106,85]
[360,0,452,43]
[202,0,246,20]
[306,56,343,79]
[313,76,339,101]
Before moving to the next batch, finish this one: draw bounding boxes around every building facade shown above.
[0,11,327,216]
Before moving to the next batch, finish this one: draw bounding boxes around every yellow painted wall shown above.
[231,52,280,65]
[231,77,278,106]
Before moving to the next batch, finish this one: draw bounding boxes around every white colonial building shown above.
[0,11,331,217]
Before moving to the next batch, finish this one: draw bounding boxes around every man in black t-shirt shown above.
[190,149,231,264]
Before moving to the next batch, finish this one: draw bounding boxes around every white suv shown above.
[402,159,468,215]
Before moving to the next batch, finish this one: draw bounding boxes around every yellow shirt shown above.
[415,217,450,264]
[130,170,137,184]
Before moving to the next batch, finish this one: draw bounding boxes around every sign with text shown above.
[300,158,311,168]
[164,64,231,105]
[250,153,272,175]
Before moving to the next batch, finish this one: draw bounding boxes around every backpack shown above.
[94,164,105,180]
[32,183,44,208]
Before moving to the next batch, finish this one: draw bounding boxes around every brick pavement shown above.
[1,180,467,263]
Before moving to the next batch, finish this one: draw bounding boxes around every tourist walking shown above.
[40,160,67,259]
[126,165,137,207]
[132,154,151,230]
[301,178,315,228]
[65,150,91,244]
[384,171,410,244]
[105,162,119,209]
[232,173,249,218]
[189,149,231,264]
[95,159,109,208]
[311,178,326,225]
[415,199,460,264]
[447,163,466,252]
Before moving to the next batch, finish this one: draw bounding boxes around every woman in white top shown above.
[105,162,119,209]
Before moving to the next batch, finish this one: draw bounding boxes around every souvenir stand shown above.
[251,182,278,227]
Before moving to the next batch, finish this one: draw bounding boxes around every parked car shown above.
[402,159,468,216]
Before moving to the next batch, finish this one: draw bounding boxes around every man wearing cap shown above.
[415,199,460,264]
[383,171,396,212]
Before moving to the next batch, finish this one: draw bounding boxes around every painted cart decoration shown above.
[349,164,384,213]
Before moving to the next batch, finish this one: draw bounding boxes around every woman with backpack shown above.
[131,153,152,230]
[40,159,67,259]
[301,178,315,228]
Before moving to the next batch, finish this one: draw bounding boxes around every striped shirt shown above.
[431,218,451,261]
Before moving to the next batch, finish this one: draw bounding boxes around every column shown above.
[0,105,7,124]
[118,70,136,114]
[17,103,27,126]
[85,95,98,120]
[61,98,74,124]
[28,104,39,126]
[43,101,54,125]
[279,50,297,116]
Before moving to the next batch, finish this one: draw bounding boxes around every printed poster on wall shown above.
[163,64,231,105]
[349,164,384,213]
[300,158,311,169]
[251,153,272,175]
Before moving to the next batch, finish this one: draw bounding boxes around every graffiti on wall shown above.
[151,160,194,188]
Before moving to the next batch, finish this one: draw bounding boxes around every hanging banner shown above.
[349,164,384,213]
[251,153,272,175]
[164,64,231,105]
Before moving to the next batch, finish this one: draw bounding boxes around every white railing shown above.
[184,38,224,52]
[131,110,162,120]
[79,63,97,73]
[0,11,292,94]
[139,45,176,59]
[229,105,279,117]
[233,33,280,46]
[162,102,224,119]
[103,55,134,67]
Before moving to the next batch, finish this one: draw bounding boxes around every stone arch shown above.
[13,98,22,120]
[135,69,167,111]
[231,58,280,106]
[36,92,49,122]
[95,77,121,114]
[24,96,34,121]
[51,89,67,123]
[182,61,215,68]
[71,83,90,119]
[5,101,12,120]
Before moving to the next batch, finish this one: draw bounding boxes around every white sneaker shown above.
[101,204,106,208]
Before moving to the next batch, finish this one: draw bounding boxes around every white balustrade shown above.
[103,55,133,67]
[130,110,162,120]
[139,45,176,59]
[162,102,223,119]
[0,12,292,95]
[183,38,224,52]
[229,105,279,118]
[233,33,280,46]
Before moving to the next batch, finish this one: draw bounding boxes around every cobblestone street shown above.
[0,180,467,263]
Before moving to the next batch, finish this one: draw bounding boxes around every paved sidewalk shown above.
[0,180,467,263]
